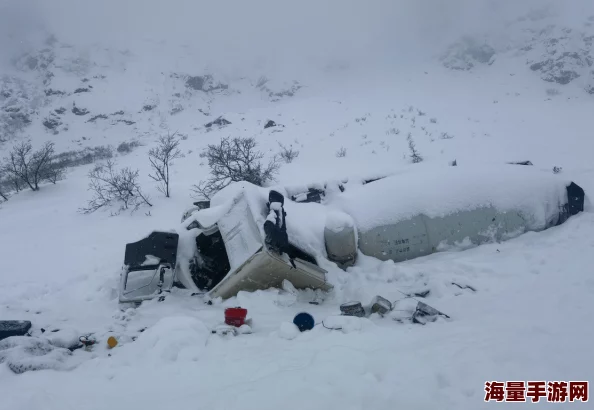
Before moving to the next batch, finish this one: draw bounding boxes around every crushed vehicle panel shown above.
[120,188,332,304]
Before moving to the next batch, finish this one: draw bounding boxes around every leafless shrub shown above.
[117,140,142,154]
[407,133,423,163]
[80,160,152,214]
[430,118,437,124]
[336,147,347,158]
[386,128,400,136]
[256,75,269,89]
[417,109,426,116]
[440,132,454,140]
[192,136,280,200]
[278,142,300,163]
[553,166,562,174]
[53,145,114,168]
[2,140,64,191]
[148,132,183,197]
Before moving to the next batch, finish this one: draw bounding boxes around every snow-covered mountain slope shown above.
[440,8,594,94]
[1,3,594,409]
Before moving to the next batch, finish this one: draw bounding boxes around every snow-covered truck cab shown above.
[119,188,332,304]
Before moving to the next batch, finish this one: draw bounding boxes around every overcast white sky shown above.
[1,0,592,74]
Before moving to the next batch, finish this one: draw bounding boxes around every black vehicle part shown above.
[124,231,179,272]
[566,182,585,215]
[190,230,231,290]
[412,301,450,325]
[264,190,289,255]
[0,321,32,341]
[291,188,325,204]
[507,160,533,166]
[268,189,285,205]
[362,176,388,185]
[193,200,210,210]
[264,190,319,268]
[286,243,318,266]
[556,182,586,226]
[370,296,393,316]
[340,301,366,317]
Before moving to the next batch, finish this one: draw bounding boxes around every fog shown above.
[1,0,593,75]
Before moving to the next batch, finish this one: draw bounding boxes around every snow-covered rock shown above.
[278,322,300,340]
[0,336,73,374]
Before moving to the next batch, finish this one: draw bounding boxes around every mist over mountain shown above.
[4,0,590,76]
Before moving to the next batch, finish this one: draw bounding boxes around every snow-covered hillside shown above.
[1,1,594,409]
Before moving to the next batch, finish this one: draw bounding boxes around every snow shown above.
[116,316,210,363]
[44,328,81,350]
[436,237,476,252]
[0,337,74,374]
[2,201,594,409]
[185,202,232,229]
[207,181,333,262]
[278,322,300,340]
[2,4,594,409]
[141,255,160,266]
[265,210,277,223]
[324,210,355,233]
[321,315,364,333]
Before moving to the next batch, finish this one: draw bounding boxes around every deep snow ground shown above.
[1,207,594,410]
[2,41,594,409]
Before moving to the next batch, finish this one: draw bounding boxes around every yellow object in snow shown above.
[107,336,118,349]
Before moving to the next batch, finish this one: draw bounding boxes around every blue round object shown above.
[293,312,315,332]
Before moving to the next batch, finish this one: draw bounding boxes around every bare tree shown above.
[192,136,280,199]
[3,140,62,191]
[148,132,183,197]
[0,166,9,201]
[4,141,35,191]
[407,133,423,164]
[80,160,152,214]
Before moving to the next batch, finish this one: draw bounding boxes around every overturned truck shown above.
[119,166,586,304]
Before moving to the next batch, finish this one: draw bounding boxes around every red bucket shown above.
[225,307,248,327]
